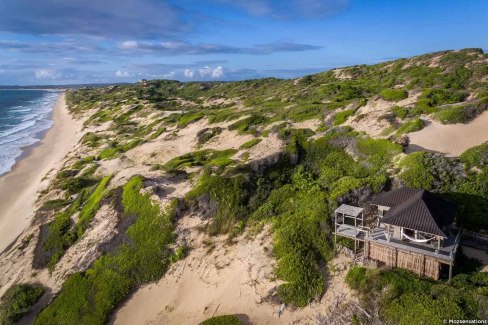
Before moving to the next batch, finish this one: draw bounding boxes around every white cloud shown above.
[115,70,130,77]
[35,69,59,79]
[198,66,211,78]
[211,66,224,78]
[184,68,194,78]
[162,71,175,79]
[179,66,225,80]
[119,40,139,50]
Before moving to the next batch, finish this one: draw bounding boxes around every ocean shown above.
[0,90,61,176]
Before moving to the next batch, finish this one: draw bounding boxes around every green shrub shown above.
[432,106,468,124]
[379,88,408,101]
[75,175,112,237]
[398,152,435,189]
[395,118,424,135]
[201,314,242,325]
[346,267,487,324]
[392,106,408,119]
[460,142,488,169]
[187,173,250,235]
[333,109,355,125]
[0,284,44,325]
[41,199,72,211]
[197,127,223,145]
[356,138,403,172]
[228,114,268,134]
[239,138,261,150]
[177,112,204,128]
[98,147,120,160]
[60,177,95,195]
[164,149,237,170]
[417,88,468,109]
[170,246,188,263]
[35,176,175,325]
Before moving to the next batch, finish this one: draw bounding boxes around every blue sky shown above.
[0,0,487,85]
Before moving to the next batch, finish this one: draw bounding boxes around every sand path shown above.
[0,94,82,252]
[407,111,488,156]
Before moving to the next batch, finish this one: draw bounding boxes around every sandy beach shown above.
[407,111,488,156]
[0,93,82,252]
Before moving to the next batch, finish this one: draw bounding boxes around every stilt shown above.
[448,263,453,283]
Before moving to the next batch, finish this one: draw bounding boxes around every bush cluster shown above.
[35,176,176,325]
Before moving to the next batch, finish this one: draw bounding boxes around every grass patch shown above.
[333,109,355,125]
[187,173,250,235]
[74,175,112,237]
[197,127,223,145]
[201,315,242,325]
[460,142,488,169]
[239,138,262,150]
[177,112,204,128]
[228,114,268,134]
[379,88,408,101]
[164,149,237,170]
[395,118,424,135]
[0,284,44,325]
[35,176,175,325]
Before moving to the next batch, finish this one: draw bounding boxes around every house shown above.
[334,187,460,281]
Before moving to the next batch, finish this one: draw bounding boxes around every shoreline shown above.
[0,93,82,252]
[0,121,53,178]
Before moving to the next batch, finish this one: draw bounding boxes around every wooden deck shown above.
[334,225,459,264]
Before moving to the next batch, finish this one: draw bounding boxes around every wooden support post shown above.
[334,212,337,249]
[419,255,425,277]
[448,263,453,283]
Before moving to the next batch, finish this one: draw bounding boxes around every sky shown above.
[0,0,487,85]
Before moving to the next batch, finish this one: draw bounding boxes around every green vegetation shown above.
[398,151,488,229]
[432,98,488,124]
[417,88,468,109]
[227,114,268,134]
[392,106,408,119]
[346,266,488,324]
[163,149,237,170]
[395,118,424,135]
[177,112,204,128]
[97,139,143,160]
[41,199,72,211]
[75,175,112,237]
[239,138,262,150]
[184,131,400,306]
[201,314,242,325]
[0,284,45,325]
[35,176,175,325]
[197,127,223,145]
[333,109,355,125]
[460,142,488,169]
[187,173,250,235]
[41,176,112,270]
[379,88,408,101]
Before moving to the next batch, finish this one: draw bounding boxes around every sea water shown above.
[0,90,60,176]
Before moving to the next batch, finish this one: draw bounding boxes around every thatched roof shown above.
[371,188,455,237]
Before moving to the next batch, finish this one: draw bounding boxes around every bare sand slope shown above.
[407,111,488,156]
[0,94,82,252]
[112,217,357,325]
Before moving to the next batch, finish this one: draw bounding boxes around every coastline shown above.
[0,93,82,252]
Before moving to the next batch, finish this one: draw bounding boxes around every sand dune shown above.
[112,217,357,325]
[0,94,82,252]
[407,111,488,156]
